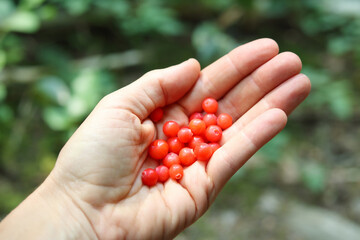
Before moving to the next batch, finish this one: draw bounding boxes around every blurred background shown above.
[0,0,360,239]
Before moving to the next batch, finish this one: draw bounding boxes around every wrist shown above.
[36,174,99,240]
[0,174,98,240]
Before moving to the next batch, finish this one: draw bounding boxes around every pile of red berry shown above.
[141,98,232,187]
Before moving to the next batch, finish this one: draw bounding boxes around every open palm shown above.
[49,39,310,239]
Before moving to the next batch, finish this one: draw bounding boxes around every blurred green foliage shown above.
[0,0,360,233]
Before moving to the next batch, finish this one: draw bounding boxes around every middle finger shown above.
[217,51,302,120]
[179,38,279,115]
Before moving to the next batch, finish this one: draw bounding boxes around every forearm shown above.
[0,176,97,240]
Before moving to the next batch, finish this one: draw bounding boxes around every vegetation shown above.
[1,0,360,238]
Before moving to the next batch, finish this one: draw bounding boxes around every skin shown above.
[0,39,311,240]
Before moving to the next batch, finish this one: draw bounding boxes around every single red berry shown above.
[177,127,193,143]
[205,125,222,142]
[155,165,169,183]
[189,112,203,121]
[179,147,196,166]
[202,98,218,114]
[188,136,205,149]
[167,137,184,154]
[163,152,180,168]
[169,164,184,180]
[189,119,206,136]
[141,168,158,187]
[217,113,233,130]
[203,113,217,127]
[209,143,221,154]
[148,139,169,160]
[163,121,180,137]
[150,108,163,122]
[194,143,213,161]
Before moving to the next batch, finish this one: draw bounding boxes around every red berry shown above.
[177,127,193,143]
[189,112,203,121]
[150,108,163,122]
[155,165,169,183]
[209,143,221,153]
[205,125,222,142]
[203,113,217,127]
[179,147,196,166]
[202,98,218,114]
[188,136,205,149]
[194,143,213,161]
[141,168,158,187]
[167,137,184,154]
[148,139,169,160]
[163,152,180,168]
[189,119,206,136]
[163,121,180,137]
[217,113,233,130]
[169,164,184,180]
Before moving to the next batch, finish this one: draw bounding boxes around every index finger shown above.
[178,38,279,114]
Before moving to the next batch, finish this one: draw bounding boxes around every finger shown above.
[207,108,287,195]
[217,52,302,120]
[101,58,201,120]
[179,38,279,114]
[222,73,311,141]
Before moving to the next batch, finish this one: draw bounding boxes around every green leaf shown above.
[0,183,25,212]
[62,0,92,16]
[35,76,71,106]
[65,96,89,119]
[301,67,330,89]
[259,130,290,163]
[70,69,115,114]
[1,34,25,64]
[122,2,183,36]
[37,45,74,79]
[94,0,129,16]
[302,162,326,193]
[1,11,40,33]
[0,0,15,21]
[254,0,289,17]
[43,107,71,131]
[300,16,322,36]
[0,105,13,123]
[326,80,353,120]
[192,22,238,63]
[323,0,360,17]
[328,36,353,56]
[39,154,57,174]
[20,0,46,9]
[38,5,58,20]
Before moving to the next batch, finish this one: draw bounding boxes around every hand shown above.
[0,39,310,240]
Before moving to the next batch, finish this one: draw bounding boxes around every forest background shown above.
[1,0,360,239]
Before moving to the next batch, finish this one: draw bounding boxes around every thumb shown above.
[102,58,201,120]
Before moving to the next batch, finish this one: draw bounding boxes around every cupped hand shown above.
[48,39,310,239]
